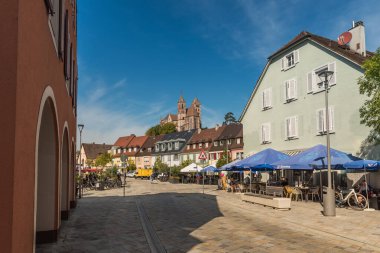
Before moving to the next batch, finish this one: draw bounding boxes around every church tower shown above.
[177,96,186,131]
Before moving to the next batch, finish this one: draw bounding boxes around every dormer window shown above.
[205,142,209,148]
[175,141,179,150]
[237,138,241,144]
[128,148,132,152]
[168,143,172,150]
[220,140,224,145]
[227,139,232,145]
[214,141,218,146]
[161,144,166,151]
[134,147,137,152]
[148,148,152,152]
[187,145,190,150]
[199,143,203,148]
[118,149,121,154]
[193,144,196,149]
[155,144,159,152]
[281,50,299,71]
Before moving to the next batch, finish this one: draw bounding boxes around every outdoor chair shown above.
[284,186,293,198]
[291,187,303,201]
[307,187,320,201]
[259,185,266,195]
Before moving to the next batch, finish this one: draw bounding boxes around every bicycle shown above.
[335,187,368,210]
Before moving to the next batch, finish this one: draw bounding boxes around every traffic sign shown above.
[199,150,207,160]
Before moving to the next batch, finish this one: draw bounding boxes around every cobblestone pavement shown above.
[37,179,380,253]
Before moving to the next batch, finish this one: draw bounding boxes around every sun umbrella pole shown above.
[250,169,252,193]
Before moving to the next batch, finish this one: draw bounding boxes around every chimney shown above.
[348,21,366,57]
[215,124,220,130]
[197,128,201,134]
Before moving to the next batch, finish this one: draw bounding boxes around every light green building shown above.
[240,23,373,157]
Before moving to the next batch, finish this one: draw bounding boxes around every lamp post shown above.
[78,124,84,199]
[317,70,335,217]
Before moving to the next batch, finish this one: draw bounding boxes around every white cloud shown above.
[202,105,224,128]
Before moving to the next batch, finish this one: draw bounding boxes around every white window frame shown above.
[284,78,297,103]
[281,50,299,71]
[214,141,218,147]
[175,141,179,150]
[187,145,190,150]
[193,144,196,149]
[261,123,271,144]
[205,142,209,148]
[227,139,232,145]
[168,143,172,150]
[262,88,272,110]
[316,107,335,135]
[148,148,152,152]
[220,140,224,145]
[161,143,166,151]
[199,143,203,148]
[155,144,159,152]
[285,116,299,140]
[307,62,337,94]
[128,148,132,152]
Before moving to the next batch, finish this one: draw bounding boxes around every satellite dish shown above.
[337,31,352,45]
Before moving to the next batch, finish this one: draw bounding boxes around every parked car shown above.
[126,171,136,178]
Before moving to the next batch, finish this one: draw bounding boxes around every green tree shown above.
[180,159,193,168]
[146,123,177,136]
[358,48,380,134]
[153,157,169,173]
[223,112,237,125]
[216,151,231,168]
[94,153,113,168]
[160,123,177,134]
[127,158,136,171]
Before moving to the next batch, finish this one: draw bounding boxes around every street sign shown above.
[199,150,207,160]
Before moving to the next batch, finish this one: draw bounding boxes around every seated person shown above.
[358,180,373,197]
[280,177,289,186]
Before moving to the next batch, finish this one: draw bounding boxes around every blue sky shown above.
[77,0,380,145]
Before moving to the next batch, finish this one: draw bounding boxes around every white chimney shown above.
[348,21,366,57]
[215,124,220,130]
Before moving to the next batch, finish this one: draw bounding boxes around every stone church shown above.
[160,96,201,132]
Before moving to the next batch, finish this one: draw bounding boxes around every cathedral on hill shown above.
[160,96,201,132]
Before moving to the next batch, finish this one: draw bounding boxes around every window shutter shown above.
[267,88,272,107]
[294,50,299,63]
[328,62,336,85]
[284,81,289,102]
[328,107,334,131]
[281,57,284,70]
[307,72,313,93]
[286,118,290,138]
[267,124,271,142]
[290,79,296,99]
[64,10,69,78]
[59,0,65,58]
[262,91,266,108]
[294,116,298,137]
[317,109,325,133]
[261,125,265,143]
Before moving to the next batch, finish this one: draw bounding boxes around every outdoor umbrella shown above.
[200,166,218,194]
[272,144,356,170]
[231,148,289,192]
[343,159,379,211]
[219,159,241,171]
[233,148,289,170]
[180,163,202,173]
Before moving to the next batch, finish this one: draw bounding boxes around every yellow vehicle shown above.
[134,168,153,179]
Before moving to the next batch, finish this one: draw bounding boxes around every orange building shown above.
[0,1,78,252]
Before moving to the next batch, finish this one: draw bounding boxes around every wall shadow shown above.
[36,192,223,253]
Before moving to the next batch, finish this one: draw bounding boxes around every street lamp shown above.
[78,124,84,199]
[317,70,335,217]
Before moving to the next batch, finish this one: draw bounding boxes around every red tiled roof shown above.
[183,126,226,153]
[269,31,373,65]
[113,135,135,147]
[127,135,149,148]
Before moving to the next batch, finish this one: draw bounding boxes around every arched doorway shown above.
[61,127,70,220]
[70,140,76,208]
[35,97,59,244]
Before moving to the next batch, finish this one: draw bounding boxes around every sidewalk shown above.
[36,180,380,253]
